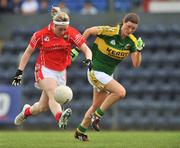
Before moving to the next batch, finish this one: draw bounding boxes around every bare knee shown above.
[115,88,126,99]
[44,88,56,103]
[45,88,55,98]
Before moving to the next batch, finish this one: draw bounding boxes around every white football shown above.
[54,85,73,105]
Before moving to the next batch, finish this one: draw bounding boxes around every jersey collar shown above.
[48,21,54,33]
[118,24,122,35]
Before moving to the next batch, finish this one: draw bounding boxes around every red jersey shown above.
[29,23,85,71]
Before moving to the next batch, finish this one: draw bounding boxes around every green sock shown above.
[77,125,87,134]
[95,108,104,118]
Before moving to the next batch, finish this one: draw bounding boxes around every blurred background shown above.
[0,0,180,130]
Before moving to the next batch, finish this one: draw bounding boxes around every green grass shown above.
[0,131,180,148]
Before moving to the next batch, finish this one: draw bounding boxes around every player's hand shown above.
[12,69,23,86]
[137,37,145,52]
[71,48,79,62]
[83,59,93,71]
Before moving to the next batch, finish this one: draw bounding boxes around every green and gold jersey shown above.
[91,24,138,75]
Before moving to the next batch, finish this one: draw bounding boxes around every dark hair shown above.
[123,13,140,24]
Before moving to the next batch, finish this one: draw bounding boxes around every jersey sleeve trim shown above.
[29,32,41,49]
[69,26,86,48]
[97,25,120,36]
[129,34,138,48]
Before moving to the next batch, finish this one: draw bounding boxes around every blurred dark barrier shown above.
[1,12,180,38]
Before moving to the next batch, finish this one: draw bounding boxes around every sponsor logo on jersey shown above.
[95,37,130,60]
[106,47,129,59]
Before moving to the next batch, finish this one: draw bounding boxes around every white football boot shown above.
[14,104,31,125]
[58,108,72,129]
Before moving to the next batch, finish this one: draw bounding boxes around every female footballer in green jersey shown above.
[74,13,145,141]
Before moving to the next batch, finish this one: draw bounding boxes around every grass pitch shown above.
[0,131,180,148]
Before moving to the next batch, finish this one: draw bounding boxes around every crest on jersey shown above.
[110,40,116,45]
[44,36,49,42]
[63,34,68,40]
[125,44,131,49]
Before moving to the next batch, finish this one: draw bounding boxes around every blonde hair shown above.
[51,6,60,17]
[51,7,70,25]
[53,11,69,22]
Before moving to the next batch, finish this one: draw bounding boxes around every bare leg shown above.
[81,89,108,128]
[100,79,126,112]
[14,78,64,126]
[90,79,126,131]
[38,78,62,116]
[30,90,49,115]
[14,90,49,125]
[75,79,126,139]
[74,89,108,141]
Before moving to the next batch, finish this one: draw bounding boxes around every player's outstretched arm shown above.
[79,43,93,71]
[79,43,92,61]
[12,45,35,86]
[83,27,99,39]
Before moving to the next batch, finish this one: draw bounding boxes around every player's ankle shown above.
[94,108,104,118]
[24,107,32,117]
[77,124,87,134]
[55,112,62,122]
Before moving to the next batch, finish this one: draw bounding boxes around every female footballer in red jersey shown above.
[12,7,92,129]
